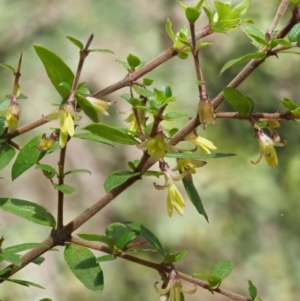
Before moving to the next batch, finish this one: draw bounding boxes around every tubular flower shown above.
[46,104,81,148]
[252,127,286,167]
[154,270,197,301]
[174,159,206,174]
[124,113,138,134]
[0,103,20,133]
[154,170,187,217]
[37,133,57,151]
[184,132,217,154]
[85,96,115,118]
[137,132,178,161]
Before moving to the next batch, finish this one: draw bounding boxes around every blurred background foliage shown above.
[0,0,300,300]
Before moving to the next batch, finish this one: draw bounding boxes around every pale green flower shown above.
[184,132,217,154]
[37,133,57,151]
[252,128,286,167]
[137,133,178,161]
[174,159,206,174]
[198,98,216,129]
[154,270,197,301]
[0,103,20,133]
[47,104,81,148]
[85,96,114,118]
[154,171,187,217]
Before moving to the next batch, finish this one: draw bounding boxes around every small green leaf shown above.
[124,222,165,256]
[193,273,221,289]
[3,243,47,253]
[66,36,84,50]
[0,267,12,276]
[0,198,56,227]
[288,23,300,42]
[32,257,45,266]
[89,48,114,54]
[11,136,47,180]
[34,45,74,98]
[165,153,235,160]
[52,183,75,194]
[143,78,154,86]
[0,63,15,73]
[0,144,16,171]
[1,278,45,289]
[73,132,114,146]
[59,81,71,91]
[219,52,266,75]
[64,244,104,293]
[77,233,114,250]
[35,164,57,177]
[76,95,99,122]
[292,107,300,115]
[163,112,187,120]
[105,222,129,242]
[182,176,208,222]
[223,87,252,117]
[76,87,90,95]
[248,280,257,300]
[96,255,116,263]
[103,171,140,192]
[0,252,21,266]
[127,53,141,69]
[165,18,175,40]
[210,259,233,280]
[64,169,91,176]
[164,251,188,263]
[83,123,139,145]
[185,7,201,23]
[132,85,154,98]
[281,97,296,110]
[115,231,138,250]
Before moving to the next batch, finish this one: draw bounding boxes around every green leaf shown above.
[39,299,53,301]
[223,87,252,117]
[115,231,138,250]
[0,198,56,227]
[0,267,12,276]
[185,7,201,23]
[77,233,114,250]
[288,23,300,42]
[11,136,46,180]
[165,152,235,160]
[32,257,45,266]
[1,278,44,289]
[248,280,257,300]
[193,273,221,289]
[0,144,16,171]
[182,176,208,222]
[73,132,114,146]
[211,259,233,280]
[165,18,175,40]
[164,251,188,263]
[66,36,84,50]
[143,78,154,86]
[104,170,140,192]
[105,222,129,241]
[163,112,187,120]
[127,53,141,69]
[52,183,75,194]
[76,95,99,122]
[0,63,15,73]
[132,85,154,98]
[219,52,265,75]
[281,97,296,110]
[3,243,47,253]
[96,255,116,263]
[64,169,91,176]
[64,244,104,293]
[35,164,57,178]
[124,222,165,256]
[0,252,21,266]
[292,107,300,115]
[34,45,74,98]
[76,87,90,95]
[83,123,138,145]
[88,48,114,54]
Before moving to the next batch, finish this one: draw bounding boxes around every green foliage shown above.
[288,23,300,43]
[64,244,104,293]
[0,144,15,171]
[104,170,140,192]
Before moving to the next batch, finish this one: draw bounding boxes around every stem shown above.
[57,144,67,229]
[11,53,23,102]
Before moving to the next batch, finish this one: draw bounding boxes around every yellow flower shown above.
[37,133,57,151]
[252,128,286,167]
[154,270,197,301]
[154,171,187,217]
[46,104,81,148]
[0,103,20,133]
[137,132,178,161]
[175,159,206,174]
[124,113,138,134]
[184,132,217,154]
[85,96,114,118]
